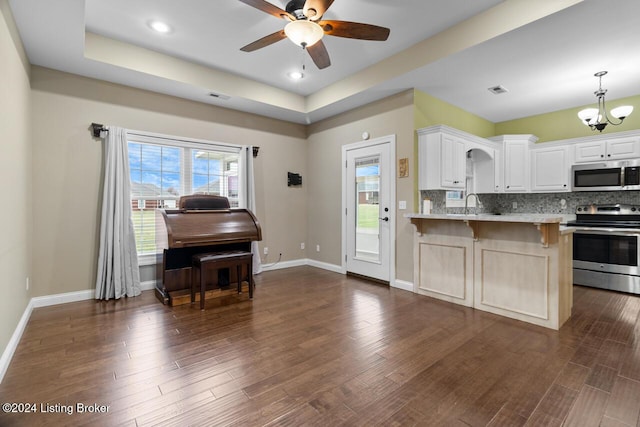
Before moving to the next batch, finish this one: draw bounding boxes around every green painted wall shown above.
[496,94,640,143]
[412,89,495,211]
[414,89,495,137]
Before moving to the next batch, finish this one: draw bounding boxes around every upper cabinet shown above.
[574,136,640,163]
[440,134,466,189]
[488,135,538,193]
[417,126,640,194]
[530,144,571,192]
[418,125,495,191]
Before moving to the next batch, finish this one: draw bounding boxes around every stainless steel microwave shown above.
[572,160,640,191]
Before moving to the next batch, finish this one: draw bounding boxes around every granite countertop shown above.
[404,212,568,224]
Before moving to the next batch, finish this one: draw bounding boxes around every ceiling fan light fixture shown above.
[288,71,304,80]
[284,20,324,48]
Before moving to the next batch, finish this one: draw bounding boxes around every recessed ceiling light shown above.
[288,71,304,80]
[149,20,172,34]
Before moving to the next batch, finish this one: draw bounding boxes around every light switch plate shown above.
[399,200,407,210]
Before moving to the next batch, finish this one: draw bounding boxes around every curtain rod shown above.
[91,123,108,138]
[89,123,259,157]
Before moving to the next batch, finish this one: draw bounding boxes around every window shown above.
[127,132,243,258]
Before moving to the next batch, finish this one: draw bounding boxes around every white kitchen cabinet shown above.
[574,136,640,162]
[606,136,640,159]
[470,147,500,193]
[440,134,466,188]
[504,142,529,192]
[489,135,537,193]
[531,145,570,192]
[418,125,487,190]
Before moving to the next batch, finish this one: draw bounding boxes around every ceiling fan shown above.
[238,0,390,70]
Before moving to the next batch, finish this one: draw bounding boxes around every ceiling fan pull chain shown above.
[301,44,307,76]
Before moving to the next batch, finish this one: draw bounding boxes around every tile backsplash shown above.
[420,190,640,216]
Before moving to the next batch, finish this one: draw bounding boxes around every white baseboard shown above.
[260,258,308,272]
[392,279,414,292]
[306,259,344,274]
[31,289,94,308]
[259,258,343,274]
[140,280,158,291]
[30,280,158,308]
[0,299,34,383]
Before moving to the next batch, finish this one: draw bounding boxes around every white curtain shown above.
[240,146,262,274]
[95,127,141,300]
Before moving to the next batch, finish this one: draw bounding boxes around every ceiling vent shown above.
[208,92,230,100]
[488,85,508,95]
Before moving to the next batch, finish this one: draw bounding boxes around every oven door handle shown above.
[571,226,640,236]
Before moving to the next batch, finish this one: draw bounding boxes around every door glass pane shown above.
[355,156,380,261]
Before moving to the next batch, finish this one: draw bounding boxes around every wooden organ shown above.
[154,196,262,306]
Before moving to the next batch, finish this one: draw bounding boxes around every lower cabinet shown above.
[410,217,573,330]
[415,224,474,307]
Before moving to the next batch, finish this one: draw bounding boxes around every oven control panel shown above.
[575,204,640,215]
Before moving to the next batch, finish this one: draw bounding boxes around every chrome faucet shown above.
[464,192,480,215]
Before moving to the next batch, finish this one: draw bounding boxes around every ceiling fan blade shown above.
[240,30,287,52]
[319,20,390,41]
[303,0,335,21]
[238,0,294,21]
[307,40,331,69]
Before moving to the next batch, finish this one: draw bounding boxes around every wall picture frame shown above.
[398,158,409,178]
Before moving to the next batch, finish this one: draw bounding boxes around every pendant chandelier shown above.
[577,71,633,132]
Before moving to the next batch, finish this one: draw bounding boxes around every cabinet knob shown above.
[506,185,510,189]
[601,154,604,158]
[607,154,611,157]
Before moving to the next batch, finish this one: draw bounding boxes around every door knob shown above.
[379,217,389,222]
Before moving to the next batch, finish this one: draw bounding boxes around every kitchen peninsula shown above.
[406,213,573,330]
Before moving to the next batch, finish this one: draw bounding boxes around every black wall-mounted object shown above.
[91,123,108,138]
[288,172,302,187]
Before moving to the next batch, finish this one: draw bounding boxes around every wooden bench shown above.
[191,251,253,310]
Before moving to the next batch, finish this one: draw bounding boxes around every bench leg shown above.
[248,256,253,299]
[237,264,242,294]
[200,265,206,310]
[191,264,198,306]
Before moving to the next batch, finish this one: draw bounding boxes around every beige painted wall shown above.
[307,90,416,283]
[0,0,32,356]
[30,66,307,297]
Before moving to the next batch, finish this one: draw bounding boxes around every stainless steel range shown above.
[567,204,640,294]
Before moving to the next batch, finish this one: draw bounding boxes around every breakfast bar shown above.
[406,213,573,330]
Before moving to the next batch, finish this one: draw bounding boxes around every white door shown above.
[343,137,395,283]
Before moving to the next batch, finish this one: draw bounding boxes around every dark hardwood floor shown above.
[1,266,640,426]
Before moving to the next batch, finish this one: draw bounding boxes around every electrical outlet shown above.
[26,277,29,291]
[316,245,320,252]
[300,242,305,250]
[263,247,268,255]
[512,202,518,210]
[399,200,407,210]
